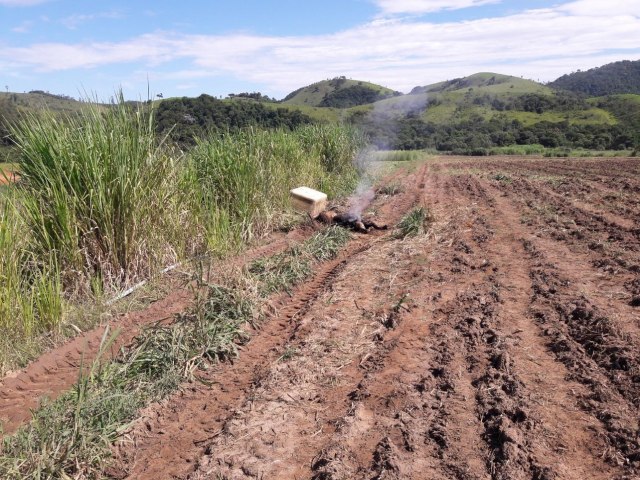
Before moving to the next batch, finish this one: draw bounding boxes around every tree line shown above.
[549,60,640,97]
[356,113,639,153]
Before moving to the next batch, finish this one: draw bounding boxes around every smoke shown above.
[368,92,429,149]
[347,90,429,218]
[346,146,377,219]
[347,182,375,219]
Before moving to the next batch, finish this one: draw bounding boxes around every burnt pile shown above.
[317,210,387,233]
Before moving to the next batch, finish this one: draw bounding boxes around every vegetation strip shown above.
[249,226,351,295]
[0,94,363,376]
[0,226,352,479]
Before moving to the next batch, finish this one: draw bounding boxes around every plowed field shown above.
[2,156,639,479]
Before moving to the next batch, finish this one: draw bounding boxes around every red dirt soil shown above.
[0,170,18,185]
[3,156,640,479]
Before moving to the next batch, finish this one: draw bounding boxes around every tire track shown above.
[0,286,192,437]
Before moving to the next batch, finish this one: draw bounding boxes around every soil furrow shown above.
[521,239,640,474]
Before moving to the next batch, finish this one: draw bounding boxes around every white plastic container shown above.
[290,186,328,218]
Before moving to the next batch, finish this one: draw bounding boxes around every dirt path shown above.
[111,166,428,479]
[3,156,639,479]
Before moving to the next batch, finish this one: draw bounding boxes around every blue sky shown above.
[1,0,639,100]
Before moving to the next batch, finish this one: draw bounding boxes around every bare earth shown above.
[2,156,640,479]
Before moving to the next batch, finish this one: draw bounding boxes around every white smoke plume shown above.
[347,90,429,217]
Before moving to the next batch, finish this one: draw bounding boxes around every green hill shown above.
[276,72,616,129]
[340,72,637,152]
[414,72,549,95]
[549,59,640,96]
[281,77,401,108]
[0,91,93,115]
[377,72,612,127]
[4,64,640,157]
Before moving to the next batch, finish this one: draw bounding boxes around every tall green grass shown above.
[189,124,363,251]
[0,96,365,372]
[0,195,63,339]
[11,94,194,292]
[371,150,426,162]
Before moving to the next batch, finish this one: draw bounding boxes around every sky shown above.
[1,0,639,101]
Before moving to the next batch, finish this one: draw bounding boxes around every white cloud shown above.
[11,20,33,32]
[60,11,123,30]
[559,0,640,16]
[1,1,639,97]
[374,0,501,15]
[0,0,49,6]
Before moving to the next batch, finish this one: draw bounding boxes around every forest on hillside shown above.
[154,94,312,144]
[145,92,640,153]
[550,60,640,96]
[357,113,638,153]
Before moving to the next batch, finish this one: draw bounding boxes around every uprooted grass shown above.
[0,279,256,479]
[376,181,404,196]
[395,206,435,239]
[249,226,351,295]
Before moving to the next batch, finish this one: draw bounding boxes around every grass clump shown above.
[249,226,351,295]
[0,195,63,341]
[493,173,512,183]
[304,226,352,261]
[487,144,546,156]
[11,92,192,293]
[377,181,403,196]
[395,207,434,239]
[0,281,255,479]
[123,282,253,381]
[249,245,313,295]
[372,150,424,162]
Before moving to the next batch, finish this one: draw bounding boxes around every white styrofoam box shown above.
[290,186,328,218]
